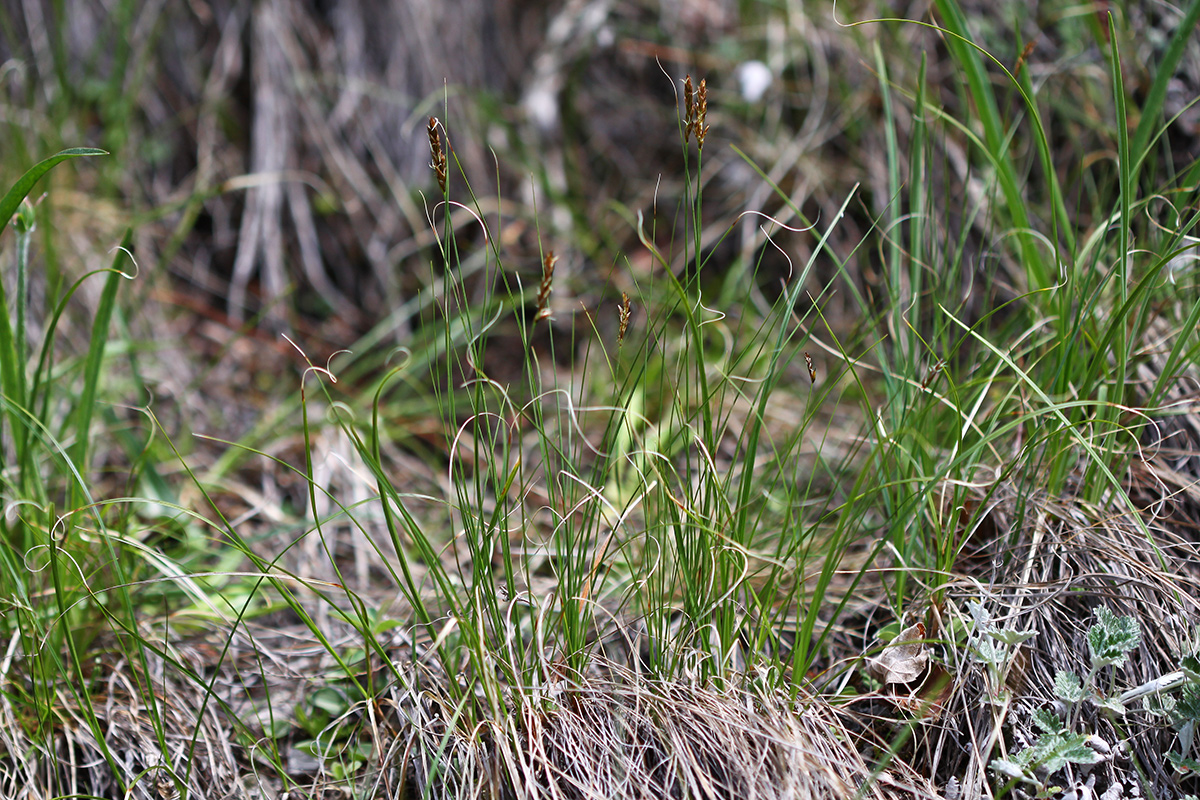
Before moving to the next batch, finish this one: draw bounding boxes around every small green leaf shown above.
[373,616,404,633]
[1177,685,1200,724]
[1018,713,1103,775]
[1182,654,1200,685]
[1032,707,1065,735]
[1054,670,1084,703]
[1144,693,1177,716]
[1034,731,1103,774]
[293,704,324,737]
[968,601,992,631]
[1167,751,1200,775]
[1178,718,1196,760]
[990,626,1037,647]
[967,600,1035,645]
[12,198,35,233]
[989,758,1029,782]
[876,620,903,642]
[1087,606,1141,669]
[310,686,349,716]
[1093,695,1127,715]
[975,638,1006,667]
[297,739,325,758]
[261,717,292,739]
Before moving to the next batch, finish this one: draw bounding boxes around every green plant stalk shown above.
[1010,32,1074,291]
[682,141,723,670]
[9,206,34,490]
[0,149,105,484]
[1073,17,1131,502]
[874,40,929,604]
[1146,209,1200,407]
[875,39,909,385]
[908,52,928,341]
[727,195,855,678]
[436,171,502,694]
[98,0,139,158]
[44,505,129,794]
[13,202,31,419]
[634,211,725,675]
[69,230,130,508]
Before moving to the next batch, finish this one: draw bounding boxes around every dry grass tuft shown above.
[395,659,940,800]
[0,650,249,800]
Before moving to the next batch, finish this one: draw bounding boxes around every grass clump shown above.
[2,1,1200,798]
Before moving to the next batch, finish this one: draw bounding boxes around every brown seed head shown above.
[694,78,709,150]
[535,251,557,322]
[1013,39,1036,76]
[920,359,946,392]
[683,75,695,143]
[618,292,631,346]
[428,116,447,193]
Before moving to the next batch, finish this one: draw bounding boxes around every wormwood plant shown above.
[991,608,1138,795]
[985,606,1200,796]
[1054,606,1142,723]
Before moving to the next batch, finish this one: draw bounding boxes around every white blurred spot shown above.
[523,87,559,133]
[735,60,773,103]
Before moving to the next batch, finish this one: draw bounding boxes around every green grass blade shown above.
[0,148,107,234]
[1129,0,1200,175]
[70,229,132,505]
[931,0,1046,287]
[0,149,106,434]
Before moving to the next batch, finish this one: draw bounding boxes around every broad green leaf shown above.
[974,638,1006,667]
[990,626,1037,647]
[1032,731,1103,774]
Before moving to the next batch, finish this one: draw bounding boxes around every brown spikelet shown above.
[428,116,447,193]
[694,78,709,150]
[683,75,695,143]
[535,251,557,322]
[804,351,816,384]
[617,292,631,346]
[920,359,946,392]
[1013,39,1036,76]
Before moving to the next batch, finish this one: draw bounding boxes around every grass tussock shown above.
[1,0,1200,798]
